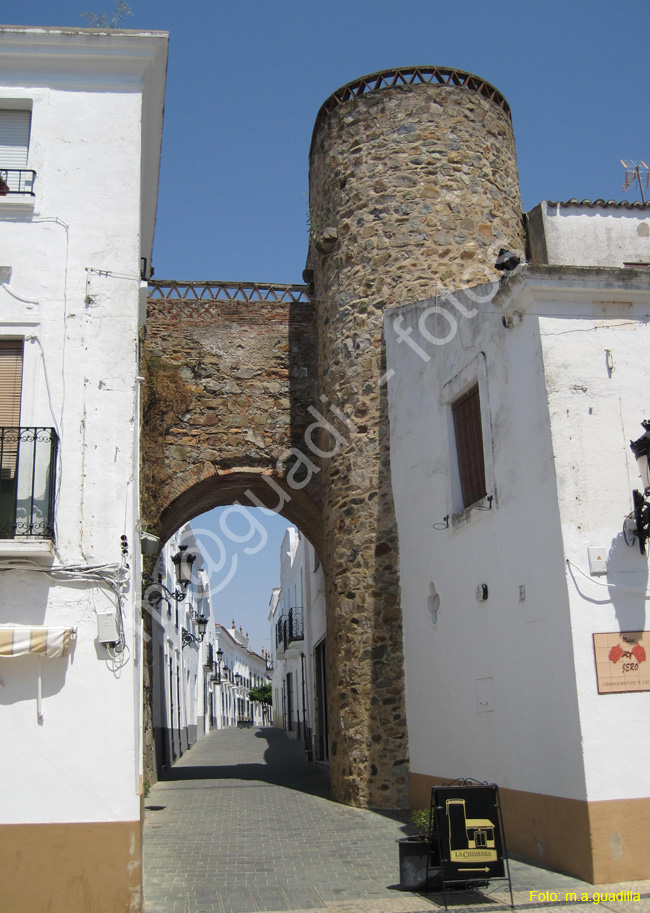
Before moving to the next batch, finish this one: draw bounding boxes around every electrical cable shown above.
[566,558,650,596]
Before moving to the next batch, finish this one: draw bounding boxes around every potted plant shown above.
[397,808,441,891]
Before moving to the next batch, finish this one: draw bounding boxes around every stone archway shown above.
[141,278,410,809]
[142,66,524,812]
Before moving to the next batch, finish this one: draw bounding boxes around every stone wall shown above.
[143,295,320,546]
[307,74,524,808]
[143,69,525,812]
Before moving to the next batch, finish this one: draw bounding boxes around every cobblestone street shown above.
[144,728,650,913]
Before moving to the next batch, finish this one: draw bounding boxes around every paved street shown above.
[144,728,650,913]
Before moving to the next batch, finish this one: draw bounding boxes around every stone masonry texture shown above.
[143,69,525,811]
[143,297,321,547]
[307,76,524,809]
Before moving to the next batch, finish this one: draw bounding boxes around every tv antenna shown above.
[621,159,649,203]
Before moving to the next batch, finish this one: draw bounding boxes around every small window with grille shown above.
[452,383,487,509]
[0,106,34,196]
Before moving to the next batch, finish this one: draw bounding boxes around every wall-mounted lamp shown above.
[211,647,224,683]
[172,545,196,597]
[626,421,650,554]
[495,248,522,272]
[181,612,209,647]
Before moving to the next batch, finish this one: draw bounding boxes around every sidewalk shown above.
[143,727,650,913]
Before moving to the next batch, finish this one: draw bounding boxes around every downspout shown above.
[300,652,310,760]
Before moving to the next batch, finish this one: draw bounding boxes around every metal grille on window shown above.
[0,109,33,194]
[452,384,487,508]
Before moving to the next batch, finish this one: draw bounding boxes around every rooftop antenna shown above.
[621,159,649,203]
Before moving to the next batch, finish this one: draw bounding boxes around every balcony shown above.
[288,606,304,643]
[0,168,36,196]
[276,608,304,653]
[275,615,287,652]
[0,427,58,541]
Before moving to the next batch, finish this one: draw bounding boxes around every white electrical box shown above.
[97,610,119,644]
[587,547,608,576]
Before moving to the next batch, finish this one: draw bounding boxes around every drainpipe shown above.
[300,652,311,760]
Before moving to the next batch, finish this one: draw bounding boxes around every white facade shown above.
[384,201,650,882]
[149,524,218,774]
[528,200,650,268]
[269,527,327,762]
[214,621,271,728]
[0,26,167,912]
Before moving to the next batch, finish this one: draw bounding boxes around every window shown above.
[452,384,486,509]
[0,108,34,195]
[0,340,23,425]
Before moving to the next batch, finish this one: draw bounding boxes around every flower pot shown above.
[397,836,442,891]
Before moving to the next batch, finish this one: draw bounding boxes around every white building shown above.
[269,527,328,762]
[214,621,271,728]
[384,200,650,883]
[148,524,218,776]
[0,26,167,913]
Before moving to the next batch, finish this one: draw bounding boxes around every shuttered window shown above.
[452,384,487,509]
[0,110,31,169]
[0,340,23,426]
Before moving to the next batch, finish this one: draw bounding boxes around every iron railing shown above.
[288,606,304,643]
[311,66,511,153]
[204,642,214,669]
[276,615,287,651]
[0,427,58,539]
[148,280,311,304]
[0,169,36,196]
[276,609,304,650]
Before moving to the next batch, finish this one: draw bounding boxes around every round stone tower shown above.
[307,67,524,808]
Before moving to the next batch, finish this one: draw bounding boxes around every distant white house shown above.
[214,621,271,728]
[0,25,167,913]
[385,200,650,884]
[269,527,328,762]
[148,524,218,775]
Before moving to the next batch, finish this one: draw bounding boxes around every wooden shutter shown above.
[452,384,487,508]
[0,110,31,169]
[0,340,23,426]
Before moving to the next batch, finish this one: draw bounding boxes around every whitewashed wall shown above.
[528,201,650,267]
[269,527,325,755]
[0,28,166,827]
[384,264,650,806]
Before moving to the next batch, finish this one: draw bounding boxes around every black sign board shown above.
[432,784,506,883]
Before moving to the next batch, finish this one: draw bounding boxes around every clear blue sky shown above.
[8,0,650,650]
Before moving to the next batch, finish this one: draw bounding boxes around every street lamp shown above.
[625,421,650,555]
[211,647,224,684]
[172,545,196,597]
[181,612,209,647]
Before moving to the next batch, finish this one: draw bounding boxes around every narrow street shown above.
[143,728,650,913]
[144,726,415,913]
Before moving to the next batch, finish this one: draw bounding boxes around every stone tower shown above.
[307,67,524,808]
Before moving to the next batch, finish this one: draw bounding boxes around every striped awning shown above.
[0,625,76,658]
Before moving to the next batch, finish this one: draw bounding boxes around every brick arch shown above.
[157,467,322,557]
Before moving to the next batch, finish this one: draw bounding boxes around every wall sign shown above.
[593,631,650,694]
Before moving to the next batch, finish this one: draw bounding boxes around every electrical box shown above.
[97,610,119,645]
[587,547,608,576]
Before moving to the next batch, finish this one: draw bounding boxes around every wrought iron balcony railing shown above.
[0,169,36,196]
[204,642,214,669]
[276,609,304,651]
[0,427,58,539]
[288,606,304,643]
[275,615,287,651]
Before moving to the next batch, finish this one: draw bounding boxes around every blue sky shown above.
[8,0,650,650]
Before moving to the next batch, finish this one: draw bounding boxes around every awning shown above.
[0,625,76,658]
